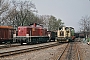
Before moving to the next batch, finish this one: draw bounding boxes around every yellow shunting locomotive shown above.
[56,26,75,42]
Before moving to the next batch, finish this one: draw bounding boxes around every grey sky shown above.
[31,0,90,31]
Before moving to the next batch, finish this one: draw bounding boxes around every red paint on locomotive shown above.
[18,23,48,36]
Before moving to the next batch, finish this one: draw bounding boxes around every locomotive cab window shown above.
[59,27,62,30]
[60,31,64,36]
[65,27,69,33]
[65,27,69,30]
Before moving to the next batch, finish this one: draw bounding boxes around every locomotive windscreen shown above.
[60,31,64,36]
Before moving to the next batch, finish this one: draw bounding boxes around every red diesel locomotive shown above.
[13,23,49,44]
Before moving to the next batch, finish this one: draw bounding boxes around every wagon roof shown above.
[0,26,13,29]
[18,26,45,29]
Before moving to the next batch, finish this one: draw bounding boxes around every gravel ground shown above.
[78,42,90,60]
[0,42,90,60]
[0,42,57,53]
[0,43,67,60]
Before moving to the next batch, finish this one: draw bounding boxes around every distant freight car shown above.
[13,23,49,45]
[79,33,85,38]
[74,33,85,38]
[0,26,15,44]
[47,31,56,42]
[74,33,79,38]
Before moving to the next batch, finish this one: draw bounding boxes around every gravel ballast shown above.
[0,42,90,60]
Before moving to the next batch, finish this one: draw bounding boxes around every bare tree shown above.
[79,15,90,38]
[0,0,10,25]
[2,0,37,27]
[0,0,9,15]
[39,15,51,29]
[79,16,90,32]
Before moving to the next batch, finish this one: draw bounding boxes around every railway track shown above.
[0,42,61,57]
[0,44,21,49]
[57,42,81,60]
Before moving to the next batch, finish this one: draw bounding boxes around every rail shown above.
[0,43,61,57]
[57,43,69,60]
[57,42,81,60]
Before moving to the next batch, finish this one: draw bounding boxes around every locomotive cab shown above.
[56,26,75,42]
